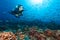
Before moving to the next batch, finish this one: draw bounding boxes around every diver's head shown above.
[19,5,23,11]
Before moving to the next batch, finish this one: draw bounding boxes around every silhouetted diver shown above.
[10,5,24,18]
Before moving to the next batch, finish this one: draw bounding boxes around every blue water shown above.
[0,0,60,30]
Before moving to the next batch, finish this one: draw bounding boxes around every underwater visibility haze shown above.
[0,0,60,30]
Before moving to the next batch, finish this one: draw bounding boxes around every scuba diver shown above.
[10,5,24,18]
